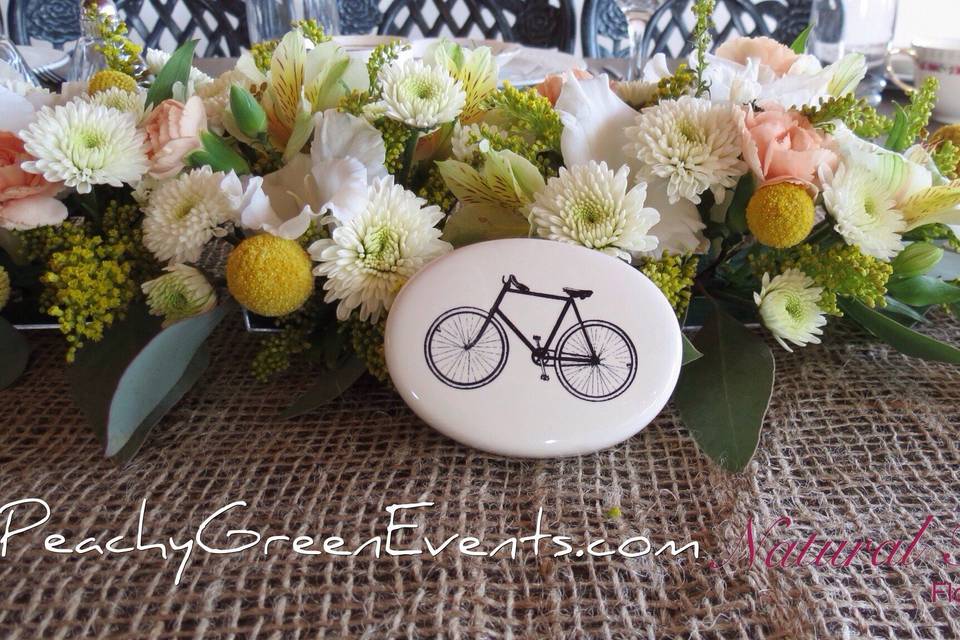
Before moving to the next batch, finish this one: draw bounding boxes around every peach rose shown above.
[741,102,837,192]
[143,96,207,179]
[716,36,800,76]
[536,69,593,106]
[0,131,66,230]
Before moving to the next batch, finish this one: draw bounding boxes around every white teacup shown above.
[886,38,960,122]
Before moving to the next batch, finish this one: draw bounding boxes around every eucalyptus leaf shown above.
[281,357,368,420]
[725,174,755,235]
[681,333,703,365]
[0,316,30,390]
[839,298,960,364]
[790,24,814,54]
[145,40,198,108]
[887,276,960,306]
[674,301,775,472]
[68,302,229,460]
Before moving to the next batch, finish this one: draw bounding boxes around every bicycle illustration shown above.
[424,275,638,402]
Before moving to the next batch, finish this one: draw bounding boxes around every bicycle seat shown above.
[563,287,593,299]
[505,275,530,292]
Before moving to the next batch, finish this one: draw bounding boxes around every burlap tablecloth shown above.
[1,315,959,639]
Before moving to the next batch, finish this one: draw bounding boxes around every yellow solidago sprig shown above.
[250,292,324,381]
[750,243,893,315]
[490,83,563,154]
[366,40,409,97]
[0,265,10,311]
[101,199,160,283]
[654,63,697,102]
[85,5,142,78]
[801,94,892,139]
[691,0,717,97]
[637,253,698,317]
[41,232,138,361]
[227,234,314,317]
[746,183,816,249]
[347,315,389,383]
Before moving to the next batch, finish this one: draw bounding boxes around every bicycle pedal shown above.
[540,374,550,381]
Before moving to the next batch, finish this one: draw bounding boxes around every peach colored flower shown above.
[143,96,207,179]
[536,69,593,106]
[716,36,800,76]
[0,131,66,230]
[741,102,837,192]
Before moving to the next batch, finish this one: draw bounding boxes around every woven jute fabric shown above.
[1,316,959,639]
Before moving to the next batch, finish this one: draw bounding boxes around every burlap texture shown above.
[1,316,959,639]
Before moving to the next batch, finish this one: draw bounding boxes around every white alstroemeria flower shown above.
[555,72,638,170]
[754,269,827,352]
[528,161,660,261]
[310,176,453,322]
[239,110,387,239]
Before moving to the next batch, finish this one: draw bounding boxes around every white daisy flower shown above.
[625,95,748,205]
[529,161,660,261]
[309,176,453,322]
[377,59,466,130]
[88,87,147,120]
[19,101,148,194]
[754,269,827,352]
[142,167,236,265]
[821,163,906,261]
[142,264,217,327]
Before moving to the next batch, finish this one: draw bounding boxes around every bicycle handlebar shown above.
[503,274,529,292]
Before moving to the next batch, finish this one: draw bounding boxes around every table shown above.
[2,313,959,638]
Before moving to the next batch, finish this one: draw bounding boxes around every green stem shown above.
[399,129,421,189]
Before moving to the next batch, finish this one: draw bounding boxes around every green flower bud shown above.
[892,242,943,279]
[229,84,268,138]
[0,265,10,311]
[142,264,216,327]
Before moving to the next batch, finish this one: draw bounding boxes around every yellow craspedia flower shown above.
[0,265,10,311]
[88,69,138,95]
[746,182,816,249]
[227,234,314,317]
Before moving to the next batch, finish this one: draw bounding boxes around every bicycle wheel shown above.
[425,307,509,390]
[554,320,637,402]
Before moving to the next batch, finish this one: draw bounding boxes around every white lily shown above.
[555,72,638,170]
[236,109,386,239]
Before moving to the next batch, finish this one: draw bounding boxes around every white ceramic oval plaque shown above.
[384,238,682,458]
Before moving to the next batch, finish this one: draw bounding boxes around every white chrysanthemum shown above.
[614,80,659,108]
[377,59,466,130]
[19,101,148,194]
[88,87,147,120]
[142,264,216,327]
[142,167,236,264]
[309,177,453,322]
[821,164,905,261]
[450,122,504,162]
[754,269,827,352]
[529,161,660,261]
[625,95,747,205]
[145,48,214,88]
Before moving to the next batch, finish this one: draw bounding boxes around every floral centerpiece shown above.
[1,3,959,468]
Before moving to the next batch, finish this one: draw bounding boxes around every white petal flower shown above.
[643,177,708,257]
[754,269,827,352]
[145,48,214,88]
[613,80,660,108]
[88,87,147,120]
[142,264,216,327]
[143,167,236,264]
[309,176,452,322]
[377,59,466,130]
[528,161,660,261]
[450,122,505,162]
[821,163,906,261]
[19,101,148,194]
[626,95,747,205]
[556,72,638,169]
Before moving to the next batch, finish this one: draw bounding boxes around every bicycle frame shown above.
[466,278,598,364]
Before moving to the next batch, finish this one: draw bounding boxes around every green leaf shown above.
[0,316,30,390]
[839,298,960,364]
[281,356,368,419]
[681,333,703,365]
[790,24,814,54]
[881,296,930,325]
[674,301,775,472]
[887,276,960,306]
[188,130,251,175]
[885,104,910,152]
[67,302,229,461]
[725,173,755,235]
[145,40,198,108]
